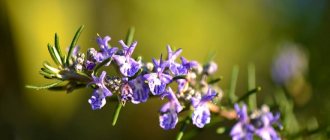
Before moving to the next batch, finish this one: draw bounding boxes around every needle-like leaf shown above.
[54,33,64,63]
[66,25,84,65]
[26,81,63,90]
[47,43,62,65]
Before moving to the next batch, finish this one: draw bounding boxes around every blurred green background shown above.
[0,0,329,139]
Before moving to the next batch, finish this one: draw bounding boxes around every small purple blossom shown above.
[144,56,172,95]
[230,104,254,140]
[171,57,198,93]
[253,108,282,140]
[85,48,98,70]
[72,46,81,56]
[177,79,188,93]
[84,36,117,70]
[97,35,111,50]
[120,81,133,105]
[271,44,308,85]
[203,61,218,75]
[88,71,112,110]
[235,104,249,123]
[66,45,81,58]
[191,88,217,128]
[166,45,183,74]
[159,88,183,130]
[129,75,150,104]
[171,57,198,76]
[166,45,182,63]
[230,104,282,140]
[95,36,118,65]
[85,60,96,70]
[113,40,141,77]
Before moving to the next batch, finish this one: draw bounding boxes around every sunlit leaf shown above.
[54,33,64,62]
[47,43,62,65]
[26,81,63,90]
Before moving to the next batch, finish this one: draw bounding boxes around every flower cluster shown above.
[230,104,282,140]
[83,35,221,129]
[85,35,143,107]
[29,27,284,139]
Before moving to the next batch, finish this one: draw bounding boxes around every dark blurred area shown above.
[0,0,330,139]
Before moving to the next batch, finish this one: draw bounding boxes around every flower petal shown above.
[192,105,211,128]
[130,76,149,104]
[88,90,106,110]
[144,73,166,95]
[159,111,178,130]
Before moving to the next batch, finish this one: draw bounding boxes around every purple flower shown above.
[72,46,80,56]
[271,44,308,85]
[203,61,218,75]
[235,104,249,123]
[230,104,254,140]
[166,45,182,63]
[230,104,282,140]
[159,88,183,130]
[84,36,117,70]
[191,88,217,128]
[171,57,198,93]
[231,123,254,140]
[120,79,133,105]
[113,40,141,77]
[253,110,282,140]
[171,57,198,76]
[144,56,172,95]
[166,45,183,73]
[177,79,188,93]
[129,75,150,104]
[88,71,112,110]
[95,36,118,65]
[85,48,98,70]
[97,36,111,50]
[85,60,96,70]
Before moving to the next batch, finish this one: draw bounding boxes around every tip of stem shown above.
[256,86,262,92]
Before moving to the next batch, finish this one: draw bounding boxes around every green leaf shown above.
[25,81,63,90]
[76,71,92,80]
[47,44,62,65]
[52,45,63,65]
[176,117,191,140]
[274,88,300,134]
[125,27,135,45]
[43,62,60,73]
[39,70,55,78]
[54,33,64,62]
[228,65,239,103]
[48,82,86,92]
[205,51,217,63]
[236,86,261,103]
[248,63,256,110]
[208,76,223,85]
[112,102,123,126]
[41,67,55,74]
[216,127,226,134]
[66,25,84,65]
